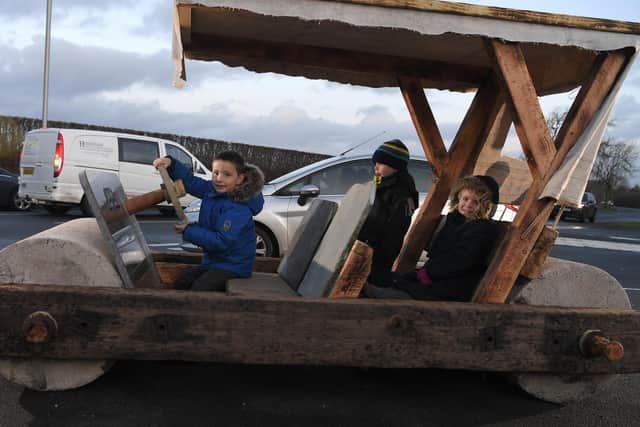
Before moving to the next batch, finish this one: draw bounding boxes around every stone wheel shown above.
[507,257,631,404]
[0,218,123,391]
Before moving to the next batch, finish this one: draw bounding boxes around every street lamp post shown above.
[42,0,52,128]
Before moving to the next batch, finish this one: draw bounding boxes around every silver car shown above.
[182,154,434,257]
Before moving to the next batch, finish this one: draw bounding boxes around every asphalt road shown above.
[0,206,639,426]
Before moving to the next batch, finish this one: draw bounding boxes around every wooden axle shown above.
[580,330,625,361]
[1,283,638,374]
[22,311,57,344]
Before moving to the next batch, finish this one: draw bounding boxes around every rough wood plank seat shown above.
[226,198,339,298]
[297,182,375,297]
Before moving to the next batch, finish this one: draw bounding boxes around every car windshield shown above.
[268,156,337,185]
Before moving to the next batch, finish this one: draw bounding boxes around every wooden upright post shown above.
[473,47,629,303]
[394,78,505,273]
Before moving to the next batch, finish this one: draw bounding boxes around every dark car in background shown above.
[553,191,597,223]
[0,167,32,211]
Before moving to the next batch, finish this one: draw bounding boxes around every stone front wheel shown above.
[0,218,123,390]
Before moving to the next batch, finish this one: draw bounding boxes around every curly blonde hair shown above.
[449,176,494,220]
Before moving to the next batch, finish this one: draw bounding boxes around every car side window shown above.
[279,160,372,196]
[165,144,194,171]
[118,138,159,165]
[407,160,433,193]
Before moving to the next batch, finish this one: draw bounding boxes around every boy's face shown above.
[457,188,481,218]
[374,162,397,178]
[211,159,244,193]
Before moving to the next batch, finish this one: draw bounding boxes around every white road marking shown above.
[555,237,640,253]
[625,288,640,291]
[0,211,42,216]
[610,235,640,242]
[148,243,181,247]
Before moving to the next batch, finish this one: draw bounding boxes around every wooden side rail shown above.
[0,283,638,374]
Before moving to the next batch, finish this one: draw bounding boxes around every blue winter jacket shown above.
[167,157,264,277]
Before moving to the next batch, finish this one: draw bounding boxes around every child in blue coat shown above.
[153,151,264,291]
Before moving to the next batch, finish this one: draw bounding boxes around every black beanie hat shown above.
[474,175,500,204]
[372,139,410,171]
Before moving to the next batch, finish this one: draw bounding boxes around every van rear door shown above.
[117,138,161,197]
[19,129,58,198]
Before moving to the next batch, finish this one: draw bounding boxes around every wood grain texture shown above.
[188,33,489,91]
[0,283,639,373]
[473,51,630,304]
[326,0,640,34]
[395,79,505,273]
[487,39,556,181]
[399,77,449,175]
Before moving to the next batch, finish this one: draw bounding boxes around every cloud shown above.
[1,0,134,18]
[610,94,640,142]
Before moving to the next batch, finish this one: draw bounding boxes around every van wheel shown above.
[80,197,93,216]
[256,225,278,258]
[44,205,71,215]
[10,189,31,211]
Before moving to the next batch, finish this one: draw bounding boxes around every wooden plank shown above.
[188,33,490,91]
[394,78,505,273]
[177,5,192,47]
[152,251,281,274]
[399,77,448,175]
[0,284,639,374]
[470,103,531,204]
[520,226,559,279]
[329,240,372,298]
[473,51,629,304]
[330,0,640,34]
[473,156,531,205]
[486,39,556,181]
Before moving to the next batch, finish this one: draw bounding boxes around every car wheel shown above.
[44,205,71,215]
[256,225,278,258]
[10,189,31,211]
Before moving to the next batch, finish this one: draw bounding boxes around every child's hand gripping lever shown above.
[156,165,188,224]
[105,165,187,221]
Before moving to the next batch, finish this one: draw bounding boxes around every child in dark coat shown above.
[364,175,499,302]
[153,151,264,292]
[357,139,419,285]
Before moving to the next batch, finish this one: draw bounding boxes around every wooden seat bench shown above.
[226,181,375,298]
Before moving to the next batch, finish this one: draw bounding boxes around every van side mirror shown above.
[297,184,320,206]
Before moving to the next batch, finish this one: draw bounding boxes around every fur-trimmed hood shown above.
[227,163,264,204]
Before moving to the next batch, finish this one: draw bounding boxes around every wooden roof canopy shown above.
[175,0,640,94]
[174,0,640,304]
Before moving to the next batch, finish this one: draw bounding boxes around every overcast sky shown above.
[1,0,639,184]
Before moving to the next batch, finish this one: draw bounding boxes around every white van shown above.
[19,128,211,215]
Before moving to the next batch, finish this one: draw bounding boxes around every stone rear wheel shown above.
[507,257,631,404]
[0,218,123,390]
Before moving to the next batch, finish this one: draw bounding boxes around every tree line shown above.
[546,109,640,208]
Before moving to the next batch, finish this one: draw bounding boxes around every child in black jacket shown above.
[357,139,419,284]
[364,175,499,302]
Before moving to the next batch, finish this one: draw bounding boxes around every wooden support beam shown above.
[471,103,532,204]
[0,284,639,374]
[473,51,629,304]
[177,5,192,48]
[486,39,556,181]
[399,77,449,175]
[188,33,490,90]
[395,78,505,273]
